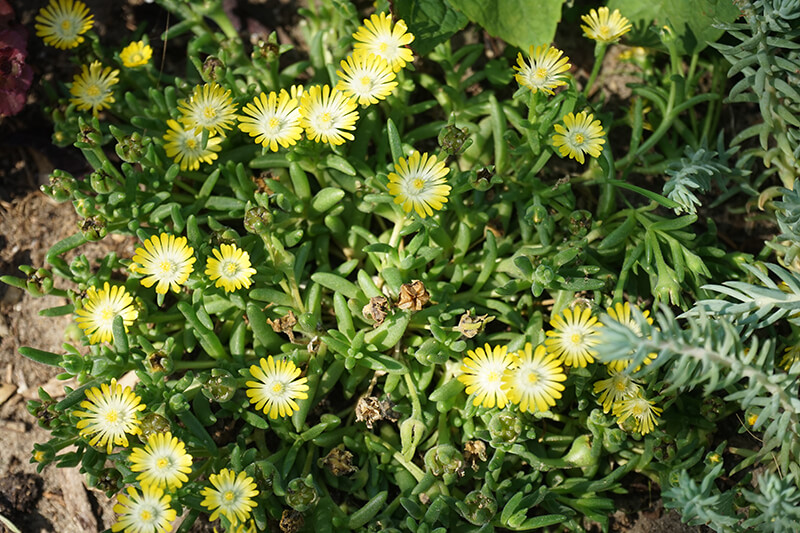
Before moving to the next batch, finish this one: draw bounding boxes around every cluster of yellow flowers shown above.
[458,302,662,435]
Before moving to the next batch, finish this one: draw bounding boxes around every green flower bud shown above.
[201,369,237,402]
[423,444,463,477]
[286,476,319,512]
[77,117,101,146]
[244,206,272,234]
[147,350,173,375]
[115,132,144,163]
[468,167,496,191]
[202,56,225,82]
[78,216,107,242]
[89,170,114,194]
[568,209,592,237]
[168,393,190,414]
[460,491,497,525]
[562,435,595,468]
[533,264,554,285]
[438,118,472,156]
[139,413,172,440]
[25,268,53,297]
[488,412,522,443]
[42,169,76,202]
[69,256,91,278]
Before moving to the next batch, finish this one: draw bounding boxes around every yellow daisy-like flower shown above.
[593,370,641,413]
[162,119,222,171]
[200,469,259,525]
[387,151,451,218]
[336,51,398,106]
[513,45,571,95]
[129,432,193,490]
[552,111,606,165]
[352,12,415,72]
[613,393,662,435]
[112,483,177,533]
[130,233,196,295]
[545,304,601,367]
[74,282,138,345]
[298,84,359,145]
[74,378,146,454]
[604,302,656,372]
[69,61,119,115]
[581,7,632,43]
[205,243,257,293]
[780,345,800,371]
[457,343,515,409]
[120,40,153,68]
[178,82,238,136]
[246,356,309,419]
[35,0,93,50]
[238,90,303,152]
[503,343,566,413]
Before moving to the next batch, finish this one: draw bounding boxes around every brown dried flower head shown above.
[397,280,430,311]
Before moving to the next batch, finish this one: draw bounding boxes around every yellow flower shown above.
[74,378,146,454]
[545,304,601,367]
[130,233,196,295]
[513,45,571,95]
[246,356,309,419]
[352,12,415,72]
[238,90,303,152]
[74,282,138,344]
[120,40,153,68]
[162,119,222,171]
[604,302,656,372]
[581,7,632,43]
[35,0,93,50]
[205,243,257,293]
[387,151,451,218]
[112,484,177,533]
[129,432,193,490]
[552,111,606,165]
[298,84,359,145]
[503,343,566,413]
[780,345,800,371]
[457,343,515,409]
[336,51,397,106]
[69,61,119,115]
[178,82,238,136]
[593,370,641,413]
[200,469,259,524]
[613,393,662,435]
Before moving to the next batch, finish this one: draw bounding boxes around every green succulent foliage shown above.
[713,0,800,187]
[663,461,739,532]
[771,179,800,263]
[662,134,746,215]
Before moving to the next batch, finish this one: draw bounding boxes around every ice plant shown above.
[74,282,138,344]
[352,12,414,72]
[502,343,566,413]
[112,483,177,533]
[120,40,152,68]
[458,343,515,409]
[513,45,571,95]
[200,469,259,524]
[178,82,238,136]
[129,432,193,490]
[35,0,93,50]
[545,304,601,367]
[238,90,303,152]
[246,356,310,419]
[205,243,257,293]
[298,84,359,145]
[552,111,606,165]
[387,151,451,218]
[780,345,800,371]
[593,370,641,413]
[69,60,119,115]
[581,7,632,43]
[613,393,662,435]
[130,233,196,295]
[336,51,397,106]
[604,302,656,372]
[74,378,146,454]
[162,119,222,171]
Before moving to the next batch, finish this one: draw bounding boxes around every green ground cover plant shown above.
[3,0,800,531]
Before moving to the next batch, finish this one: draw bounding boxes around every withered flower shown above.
[267,310,297,342]
[397,280,430,311]
[362,296,390,326]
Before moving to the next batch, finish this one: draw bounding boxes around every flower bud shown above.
[147,350,173,374]
[139,413,172,440]
[460,490,497,525]
[488,412,522,443]
[423,444,463,477]
[568,209,592,237]
[168,393,190,414]
[286,476,319,512]
[42,170,76,202]
[533,264,554,285]
[244,206,273,234]
[78,216,107,242]
[468,167,495,191]
[202,56,225,82]
[201,369,237,402]
[115,132,145,163]
[438,119,472,156]
[562,435,595,468]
